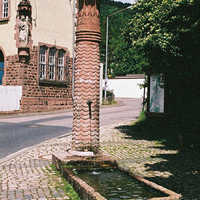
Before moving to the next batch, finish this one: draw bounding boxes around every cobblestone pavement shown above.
[0,135,72,200]
[100,122,178,179]
[100,122,200,200]
[1,119,198,199]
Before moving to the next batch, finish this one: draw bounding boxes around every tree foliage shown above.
[125,0,200,125]
[100,0,145,77]
[125,0,200,74]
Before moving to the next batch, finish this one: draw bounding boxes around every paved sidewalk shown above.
[0,120,177,200]
[1,118,198,199]
[100,123,178,179]
[100,122,200,200]
[0,133,72,200]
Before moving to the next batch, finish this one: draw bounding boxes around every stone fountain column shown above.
[72,0,101,153]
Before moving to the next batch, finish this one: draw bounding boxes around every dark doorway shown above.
[0,50,4,85]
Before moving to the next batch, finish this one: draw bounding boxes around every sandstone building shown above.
[0,0,74,112]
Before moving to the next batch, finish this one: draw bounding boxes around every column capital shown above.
[76,0,101,42]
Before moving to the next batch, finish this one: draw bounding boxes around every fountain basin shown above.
[52,152,181,200]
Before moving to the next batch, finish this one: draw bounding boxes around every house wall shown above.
[3,55,22,85]
[3,46,73,112]
[104,77,145,98]
[0,0,17,56]
[0,0,74,56]
[30,0,73,55]
[0,0,74,112]
[25,46,72,112]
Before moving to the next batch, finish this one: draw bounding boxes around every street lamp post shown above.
[104,16,109,101]
[104,5,133,101]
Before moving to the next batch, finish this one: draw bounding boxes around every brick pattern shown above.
[3,46,73,112]
[0,135,72,200]
[21,46,73,112]
[72,0,101,152]
[3,55,22,85]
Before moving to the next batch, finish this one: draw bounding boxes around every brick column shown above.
[72,0,101,153]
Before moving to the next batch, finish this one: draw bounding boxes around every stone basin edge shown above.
[52,152,182,200]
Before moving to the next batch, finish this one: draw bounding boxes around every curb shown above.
[0,132,72,165]
[0,109,73,119]
[0,98,135,119]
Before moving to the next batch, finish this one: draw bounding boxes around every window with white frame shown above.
[39,47,46,80]
[49,48,56,80]
[2,0,8,19]
[58,51,64,81]
[39,44,69,84]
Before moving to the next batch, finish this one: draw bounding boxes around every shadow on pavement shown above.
[115,115,200,200]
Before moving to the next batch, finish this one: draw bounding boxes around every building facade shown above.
[0,0,74,112]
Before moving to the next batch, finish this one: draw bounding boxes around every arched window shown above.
[0,50,4,85]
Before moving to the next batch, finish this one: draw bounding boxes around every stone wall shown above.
[3,55,22,85]
[3,46,72,112]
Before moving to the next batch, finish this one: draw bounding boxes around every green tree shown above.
[125,0,200,73]
[100,0,145,77]
[125,0,200,127]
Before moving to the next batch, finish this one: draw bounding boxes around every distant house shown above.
[0,0,73,112]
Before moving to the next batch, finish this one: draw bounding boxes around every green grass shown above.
[137,111,146,123]
[102,100,117,105]
[50,164,80,200]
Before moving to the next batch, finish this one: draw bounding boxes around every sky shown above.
[114,0,136,4]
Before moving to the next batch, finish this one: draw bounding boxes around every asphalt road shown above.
[0,98,142,159]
